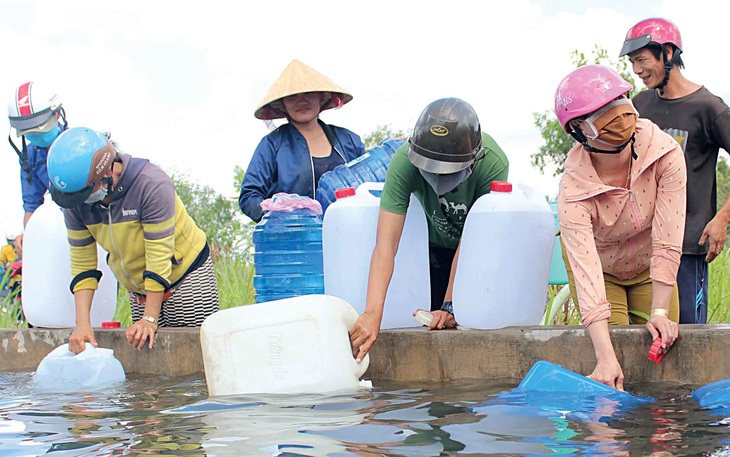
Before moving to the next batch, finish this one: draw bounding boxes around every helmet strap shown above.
[7,134,33,185]
[58,107,68,128]
[570,128,638,160]
[658,44,682,96]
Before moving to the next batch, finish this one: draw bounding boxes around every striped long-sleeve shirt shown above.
[63,154,207,295]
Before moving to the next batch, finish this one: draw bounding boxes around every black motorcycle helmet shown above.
[408,98,482,174]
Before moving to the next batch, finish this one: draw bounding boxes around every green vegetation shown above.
[2,117,729,330]
[544,249,730,325]
[531,45,640,177]
[363,124,409,149]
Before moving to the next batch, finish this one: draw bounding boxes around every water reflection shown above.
[2,373,730,455]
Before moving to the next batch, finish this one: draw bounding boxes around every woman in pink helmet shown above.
[555,64,685,389]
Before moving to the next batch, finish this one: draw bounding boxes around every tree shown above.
[363,124,409,149]
[171,173,248,256]
[531,45,641,176]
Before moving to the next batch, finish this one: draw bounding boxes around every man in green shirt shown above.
[349,98,509,362]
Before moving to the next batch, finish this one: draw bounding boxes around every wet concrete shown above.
[2,325,729,384]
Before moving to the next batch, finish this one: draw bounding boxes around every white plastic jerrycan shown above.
[200,295,370,396]
[453,181,555,329]
[35,342,126,390]
[23,198,117,328]
[322,182,430,329]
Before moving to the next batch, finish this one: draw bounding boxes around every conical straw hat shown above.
[254,59,353,120]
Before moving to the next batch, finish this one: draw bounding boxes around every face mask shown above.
[577,98,637,140]
[419,167,472,195]
[24,124,60,148]
[84,177,112,205]
[597,113,637,146]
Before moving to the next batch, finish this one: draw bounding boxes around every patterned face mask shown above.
[577,98,637,142]
[419,166,472,195]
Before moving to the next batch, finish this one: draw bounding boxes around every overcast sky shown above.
[0,0,727,231]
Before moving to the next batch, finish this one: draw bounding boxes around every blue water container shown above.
[518,361,624,395]
[316,138,405,213]
[252,208,324,303]
[692,377,730,416]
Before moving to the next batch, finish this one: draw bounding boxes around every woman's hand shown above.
[646,315,679,348]
[125,319,158,350]
[349,312,381,363]
[69,324,97,354]
[588,357,625,391]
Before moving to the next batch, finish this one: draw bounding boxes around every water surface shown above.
[1,371,730,456]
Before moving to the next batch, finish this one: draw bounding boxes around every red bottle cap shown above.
[335,187,356,199]
[490,181,513,192]
[648,337,665,363]
[102,321,121,329]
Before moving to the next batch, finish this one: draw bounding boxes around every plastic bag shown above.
[260,192,322,215]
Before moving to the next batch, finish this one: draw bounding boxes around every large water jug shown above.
[200,295,369,395]
[253,208,324,303]
[453,181,554,329]
[316,138,405,213]
[493,361,652,415]
[322,182,430,328]
[693,377,730,415]
[23,198,118,328]
[35,342,126,391]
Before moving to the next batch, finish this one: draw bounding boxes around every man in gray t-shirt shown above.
[620,18,730,324]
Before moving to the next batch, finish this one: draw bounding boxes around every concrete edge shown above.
[2,325,729,385]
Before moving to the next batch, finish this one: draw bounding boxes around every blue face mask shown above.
[25,124,60,148]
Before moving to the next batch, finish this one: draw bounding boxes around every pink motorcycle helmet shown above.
[554,64,633,133]
[619,17,682,57]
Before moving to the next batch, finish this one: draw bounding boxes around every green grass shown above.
[110,252,255,322]
[542,249,730,325]
[4,248,730,329]
[709,249,730,323]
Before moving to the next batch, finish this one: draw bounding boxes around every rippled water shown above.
[1,371,730,456]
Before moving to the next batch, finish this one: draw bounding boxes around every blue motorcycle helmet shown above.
[47,127,116,208]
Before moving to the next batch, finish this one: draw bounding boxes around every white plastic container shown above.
[35,342,126,390]
[453,181,554,329]
[322,182,430,329]
[200,294,370,396]
[22,199,117,328]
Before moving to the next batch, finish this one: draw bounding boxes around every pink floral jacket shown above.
[558,119,687,325]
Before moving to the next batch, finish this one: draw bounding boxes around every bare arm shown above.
[350,210,406,362]
[68,289,97,354]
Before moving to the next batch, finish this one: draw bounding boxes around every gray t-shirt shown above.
[633,87,730,255]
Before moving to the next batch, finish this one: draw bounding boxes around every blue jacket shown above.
[18,123,68,214]
[239,120,365,221]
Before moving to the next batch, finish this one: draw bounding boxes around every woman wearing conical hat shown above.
[239,60,365,222]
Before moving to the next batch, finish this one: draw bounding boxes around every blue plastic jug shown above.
[252,208,324,303]
[518,360,624,395]
[316,138,405,213]
[692,377,730,416]
[519,361,652,401]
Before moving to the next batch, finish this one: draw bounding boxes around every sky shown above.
[0,0,728,231]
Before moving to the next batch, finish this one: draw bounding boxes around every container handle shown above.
[341,302,371,377]
[355,182,385,201]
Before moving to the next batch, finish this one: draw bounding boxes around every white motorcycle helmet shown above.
[7,81,63,136]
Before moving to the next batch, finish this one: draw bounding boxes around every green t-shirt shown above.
[380,132,509,249]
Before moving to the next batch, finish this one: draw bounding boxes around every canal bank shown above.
[2,325,729,385]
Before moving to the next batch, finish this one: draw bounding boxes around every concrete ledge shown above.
[2,325,729,384]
